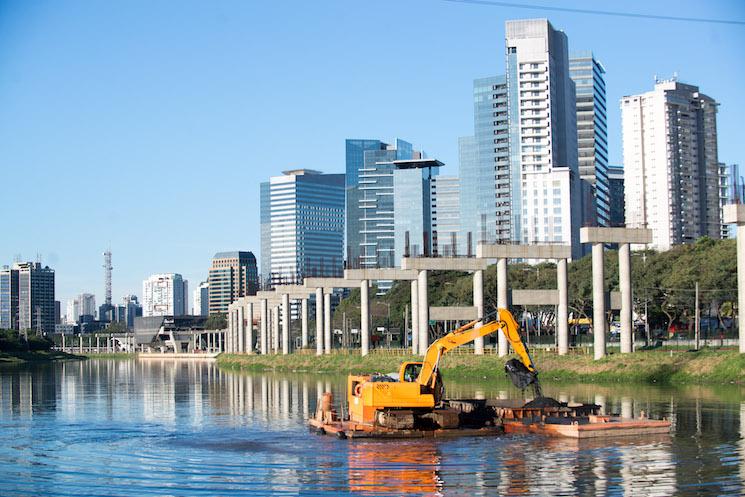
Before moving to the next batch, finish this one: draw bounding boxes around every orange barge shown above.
[310,395,671,440]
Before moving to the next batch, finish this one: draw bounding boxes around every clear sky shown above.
[1,0,744,312]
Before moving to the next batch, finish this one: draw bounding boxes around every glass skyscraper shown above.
[345,139,416,269]
[431,175,461,256]
[1,262,55,334]
[208,252,258,314]
[260,169,345,288]
[570,51,610,227]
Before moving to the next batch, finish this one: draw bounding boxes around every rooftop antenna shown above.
[103,248,113,306]
[36,252,42,264]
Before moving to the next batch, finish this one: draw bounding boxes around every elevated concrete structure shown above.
[724,204,745,354]
[401,257,488,355]
[580,227,652,358]
[477,243,572,260]
[479,243,571,357]
[344,268,418,281]
[429,306,478,321]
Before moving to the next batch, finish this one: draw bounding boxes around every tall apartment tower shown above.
[607,165,625,228]
[506,19,582,257]
[207,252,258,314]
[260,170,344,289]
[346,139,422,269]
[142,273,188,317]
[0,262,55,334]
[193,281,209,316]
[459,20,581,257]
[621,79,720,251]
[569,51,610,227]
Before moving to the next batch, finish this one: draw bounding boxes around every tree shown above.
[205,313,227,330]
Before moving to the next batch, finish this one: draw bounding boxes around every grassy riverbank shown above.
[218,347,745,385]
[80,353,136,360]
[0,350,84,364]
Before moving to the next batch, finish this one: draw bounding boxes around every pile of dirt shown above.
[523,397,563,409]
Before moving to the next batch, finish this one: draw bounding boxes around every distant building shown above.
[607,165,625,227]
[459,20,582,258]
[54,300,61,325]
[142,274,188,317]
[193,281,209,316]
[569,51,610,228]
[346,139,421,269]
[0,262,55,334]
[116,294,142,328]
[720,163,741,239]
[622,79,720,250]
[66,293,96,324]
[432,176,461,256]
[208,252,258,314]
[261,169,344,288]
[392,158,442,265]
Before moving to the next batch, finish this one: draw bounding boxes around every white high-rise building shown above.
[193,281,209,316]
[509,20,582,257]
[142,274,188,317]
[621,79,720,251]
[65,293,96,323]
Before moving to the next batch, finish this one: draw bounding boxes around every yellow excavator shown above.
[347,307,542,427]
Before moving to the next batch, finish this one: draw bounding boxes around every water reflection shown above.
[0,359,742,496]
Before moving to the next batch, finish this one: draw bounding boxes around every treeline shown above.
[0,329,53,352]
[333,237,737,335]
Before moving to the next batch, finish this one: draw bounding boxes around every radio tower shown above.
[103,249,113,306]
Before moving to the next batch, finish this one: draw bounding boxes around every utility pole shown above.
[695,282,700,350]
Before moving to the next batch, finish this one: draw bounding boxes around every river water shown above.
[0,359,743,496]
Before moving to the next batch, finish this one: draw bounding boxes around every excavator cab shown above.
[400,362,423,382]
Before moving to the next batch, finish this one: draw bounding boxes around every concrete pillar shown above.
[260,299,268,355]
[315,288,323,356]
[301,298,308,349]
[497,258,508,357]
[592,242,606,360]
[410,279,419,355]
[246,302,254,354]
[738,225,745,353]
[79,335,82,353]
[417,270,429,355]
[281,293,290,355]
[217,331,222,352]
[96,335,100,353]
[473,269,484,355]
[360,280,370,356]
[324,292,331,354]
[619,242,633,354]
[237,306,245,353]
[61,334,65,350]
[272,306,280,353]
[621,397,633,419]
[557,258,569,355]
[227,311,233,353]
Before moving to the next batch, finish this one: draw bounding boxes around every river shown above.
[0,359,743,496]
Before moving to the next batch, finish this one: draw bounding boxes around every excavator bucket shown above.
[504,358,539,391]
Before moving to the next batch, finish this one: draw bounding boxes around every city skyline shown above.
[1,1,743,304]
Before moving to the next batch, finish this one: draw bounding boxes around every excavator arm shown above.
[415,308,541,396]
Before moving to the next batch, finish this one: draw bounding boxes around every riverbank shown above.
[218,348,745,385]
[0,350,83,364]
[80,353,135,360]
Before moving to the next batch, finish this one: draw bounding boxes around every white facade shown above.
[142,273,188,317]
[192,281,209,316]
[65,293,96,323]
[506,19,582,258]
[621,80,720,251]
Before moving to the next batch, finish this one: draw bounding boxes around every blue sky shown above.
[1,0,744,311]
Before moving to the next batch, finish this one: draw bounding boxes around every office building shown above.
[193,281,209,316]
[432,175,461,256]
[459,20,582,258]
[569,51,610,227]
[261,169,344,288]
[66,293,96,324]
[621,79,720,250]
[607,165,625,227]
[392,159,442,264]
[346,139,422,269]
[0,266,18,330]
[142,273,188,317]
[0,262,55,334]
[720,163,741,239]
[118,294,143,328]
[208,252,258,314]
